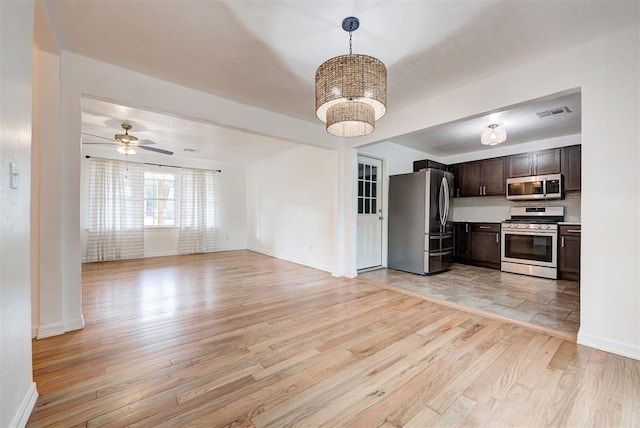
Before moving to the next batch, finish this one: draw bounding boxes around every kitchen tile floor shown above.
[359,264,580,338]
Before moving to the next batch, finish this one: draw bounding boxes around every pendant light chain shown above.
[349,30,353,55]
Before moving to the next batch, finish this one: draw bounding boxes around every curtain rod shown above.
[85,155,222,173]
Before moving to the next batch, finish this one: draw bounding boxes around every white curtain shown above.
[178,168,220,254]
[86,158,144,262]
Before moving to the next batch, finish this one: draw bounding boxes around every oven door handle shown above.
[502,230,557,236]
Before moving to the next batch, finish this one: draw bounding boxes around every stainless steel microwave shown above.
[506,174,563,200]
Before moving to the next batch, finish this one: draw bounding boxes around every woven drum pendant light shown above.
[315,17,387,138]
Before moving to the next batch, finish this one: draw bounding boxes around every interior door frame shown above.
[356,154,387,271]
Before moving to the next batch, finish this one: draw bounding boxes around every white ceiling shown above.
[81,97,298,164]
[389,90,582,157]
[43,0,638,161]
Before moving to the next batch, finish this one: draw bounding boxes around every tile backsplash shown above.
[450,191,581,223]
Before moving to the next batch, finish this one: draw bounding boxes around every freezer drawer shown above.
[425,232,453,252]
[424,248,453,273]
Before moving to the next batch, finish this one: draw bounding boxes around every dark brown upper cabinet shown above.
[462,157,506,196]
[507,148,561,178]
[561,145,582,191]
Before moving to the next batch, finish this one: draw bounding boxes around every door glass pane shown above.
[364,198,370,214]
[365,181,370,197]
[372,199,377,214]
[358,181,364,197]
[358,163,364,179]
[371,166,377,181]
[358,198,363,214]
[365,165,371,180]
[372,182,377,198]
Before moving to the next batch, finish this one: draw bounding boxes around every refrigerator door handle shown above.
[439,177,446,227]
[442,176,450,225]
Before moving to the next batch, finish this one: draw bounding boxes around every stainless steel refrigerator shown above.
[388,169,453,275]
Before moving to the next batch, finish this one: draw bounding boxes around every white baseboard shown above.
[35,316,85,340]
[31,325,38,339]
[65,315,85,332]
[36,322,66,339]
[578,330,640,360]
[11,382,38,428]
[248,246,332,273]
[219,245,247,252]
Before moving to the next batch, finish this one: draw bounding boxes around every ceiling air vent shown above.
[183,148,199,153]
[535,106,572,119]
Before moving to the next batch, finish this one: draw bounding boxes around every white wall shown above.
[247,145,338,273]
[353,24,640,359]
[0,2,39,426]
[358,141,430,175]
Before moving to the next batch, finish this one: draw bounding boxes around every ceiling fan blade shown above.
[139,146,174,155]
[132,139,156,146]
[81,142,118,145]
[82,132,113,141]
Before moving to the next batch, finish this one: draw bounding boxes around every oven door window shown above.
[504,233,553,263]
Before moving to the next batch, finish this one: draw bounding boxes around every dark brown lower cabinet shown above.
[470,223,501,269]
[453,222,501,269]
[559,225,581,281]
[453,223,470,262]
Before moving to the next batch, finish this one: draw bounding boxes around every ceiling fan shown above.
[82,123,174,155]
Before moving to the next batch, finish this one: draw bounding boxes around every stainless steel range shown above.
[501,206,564,279]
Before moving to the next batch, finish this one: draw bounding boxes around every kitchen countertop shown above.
[558,222,581,226]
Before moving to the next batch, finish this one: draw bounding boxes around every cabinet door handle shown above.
[465,223,469,233]
[496,233,499,243]
[561,236,565,248]
[566,229,581,233]
[483,186,486,196]
[479,226,491,229]
[479,186,482,196]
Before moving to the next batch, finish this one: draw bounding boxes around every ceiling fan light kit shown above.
[117,146,136,155]
[315,17,387,138]
[115,123,138,144]
[481,123,507,146]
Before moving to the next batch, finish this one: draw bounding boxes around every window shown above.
[144,171,176,226]
[357,162,378,214]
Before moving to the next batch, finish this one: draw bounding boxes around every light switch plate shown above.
[10,162,19,189]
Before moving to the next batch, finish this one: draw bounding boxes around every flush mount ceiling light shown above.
[481,123,507,146]
[315,17,387,138]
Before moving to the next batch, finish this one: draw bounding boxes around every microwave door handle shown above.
[542,178,547,196]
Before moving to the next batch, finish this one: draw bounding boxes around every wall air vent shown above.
[535,106,572,119]
[183,148,199,153]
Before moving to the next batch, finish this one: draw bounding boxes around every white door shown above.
[356,156,383,270]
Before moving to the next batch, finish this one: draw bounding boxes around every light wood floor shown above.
[29,251,639,427]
